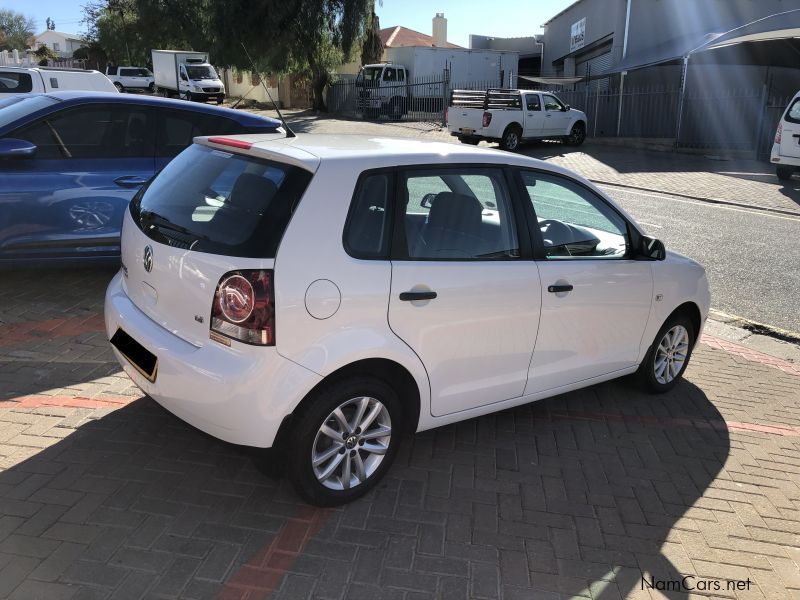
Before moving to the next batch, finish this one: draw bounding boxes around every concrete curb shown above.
[705,309,800,365]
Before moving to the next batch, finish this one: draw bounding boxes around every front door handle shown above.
[399,291,437,301]
[114,175,148,188]
[547,284,573,293]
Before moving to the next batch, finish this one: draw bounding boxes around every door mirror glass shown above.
[0,138,37,158]
[639,236,666,260]
[180,72,188,81]
[563,104,570,111]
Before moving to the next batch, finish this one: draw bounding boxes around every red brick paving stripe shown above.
[218,506,332,600]
[0,395,136,409]
[700,334,800,377]
[0,313,105,347]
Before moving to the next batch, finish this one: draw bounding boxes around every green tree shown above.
[34,44,58,66]
[0,9,36,51]
[361,11,383,66]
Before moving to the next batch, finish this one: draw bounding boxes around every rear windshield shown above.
[0,72,33,93]
[785,99,800,125]
[0,95,59,130]
[130,144,312,258]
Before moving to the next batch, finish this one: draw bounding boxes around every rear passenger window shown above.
[400,169,519,260]
[157,110,245,158]
[344,173,392,259]
[786,99,800,124]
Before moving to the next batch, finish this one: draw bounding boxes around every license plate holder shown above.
[110,328,158,383]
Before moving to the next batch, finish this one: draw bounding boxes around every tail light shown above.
[211,270,275,345]
[775,122,782,144]
[482,111,492,128]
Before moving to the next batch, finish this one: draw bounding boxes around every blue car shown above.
[0,91,282,265]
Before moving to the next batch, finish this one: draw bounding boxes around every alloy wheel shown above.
[311,396,392,490]
[505,131,519,150]
[653,325,689,384]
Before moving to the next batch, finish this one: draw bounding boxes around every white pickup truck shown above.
[447,89,587,151]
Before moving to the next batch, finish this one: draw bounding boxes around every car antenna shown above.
[240,43,296,138]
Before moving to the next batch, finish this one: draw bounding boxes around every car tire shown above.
[776,165,794,181]
[148,83,155,94]
[459,137,480,145]
[500,125,522,152]
[216,98,224,105]
[638,313,696,393]
[286,376,403,506]
[113,82,124,93]
[565,122,586,146]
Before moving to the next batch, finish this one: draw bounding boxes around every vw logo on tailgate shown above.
[143,245,154,273]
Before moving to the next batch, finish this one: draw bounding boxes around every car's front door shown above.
[541,93,572,136]
[517,170,654,393]
[522,93,545,138]
[0,103,156,260]
[388,166,542,417]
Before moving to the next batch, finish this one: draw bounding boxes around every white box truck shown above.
[151,50,225,104]
[356,46,518,118]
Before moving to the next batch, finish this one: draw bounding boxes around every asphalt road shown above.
[601,184,800,333]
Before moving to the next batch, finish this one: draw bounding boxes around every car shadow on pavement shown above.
[0,373,729,599]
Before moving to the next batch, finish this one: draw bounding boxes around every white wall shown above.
[219,68,281,106]
[34,31,86,58]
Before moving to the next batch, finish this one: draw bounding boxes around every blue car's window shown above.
[157,109,249,158]
[130,144,312,258]
[12,104,155,159]
[0,95,59,130]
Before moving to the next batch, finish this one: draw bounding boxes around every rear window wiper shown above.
[141,210,210,242]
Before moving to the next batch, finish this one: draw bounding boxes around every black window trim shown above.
[342,166,397,260]
[390,162,533,262]
[511,167,643,261]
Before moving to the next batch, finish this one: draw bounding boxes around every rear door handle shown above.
[399,291,437,301]
[547,284,573,293]
[114,175,148,188]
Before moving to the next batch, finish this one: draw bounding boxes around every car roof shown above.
[198,133,567,172]
[42,91,282,128]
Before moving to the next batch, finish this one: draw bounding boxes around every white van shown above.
[0,66,118,96]
[771,90,800,180]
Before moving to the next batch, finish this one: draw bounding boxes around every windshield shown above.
[130,144,312,258]
[0,95,59,130]
[186,65,218,80]
[359,67,382,86]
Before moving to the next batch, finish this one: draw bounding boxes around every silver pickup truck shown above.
[446,88,587,151]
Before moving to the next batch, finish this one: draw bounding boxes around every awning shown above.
[596,8,800,75]
[519,75,584,86]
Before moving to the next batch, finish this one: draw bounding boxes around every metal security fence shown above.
[327,74,790,158]
[327,74,512,124]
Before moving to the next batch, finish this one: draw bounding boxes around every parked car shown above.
[447,88,588,151]
[105,134,710,506]
[771,90,800,180]
[106,66,155,93]
[0,66,117,96]
[0,91,282,265]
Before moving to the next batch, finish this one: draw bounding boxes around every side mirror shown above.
[180,73,188,81]
[562,104,570,111]
[639,235,666,260]
[0,138,37,159]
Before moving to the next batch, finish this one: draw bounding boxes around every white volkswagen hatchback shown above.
[105,134,710,505]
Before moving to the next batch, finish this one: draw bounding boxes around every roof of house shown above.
[379,26,462,49]
[35,31,86,42]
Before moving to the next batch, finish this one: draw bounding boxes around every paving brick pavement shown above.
[1,269,799,600]
[263,109,800,217]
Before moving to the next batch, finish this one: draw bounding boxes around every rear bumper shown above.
[770,144,800,166]
[104,271,321,447]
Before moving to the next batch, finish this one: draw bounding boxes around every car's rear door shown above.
[0,102,156,260]
[522,93,546,138]
[780,97,800,159]
[516,169,654,394]
[387,166,542,417]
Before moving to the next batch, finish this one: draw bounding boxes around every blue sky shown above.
[7,0,574,47]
